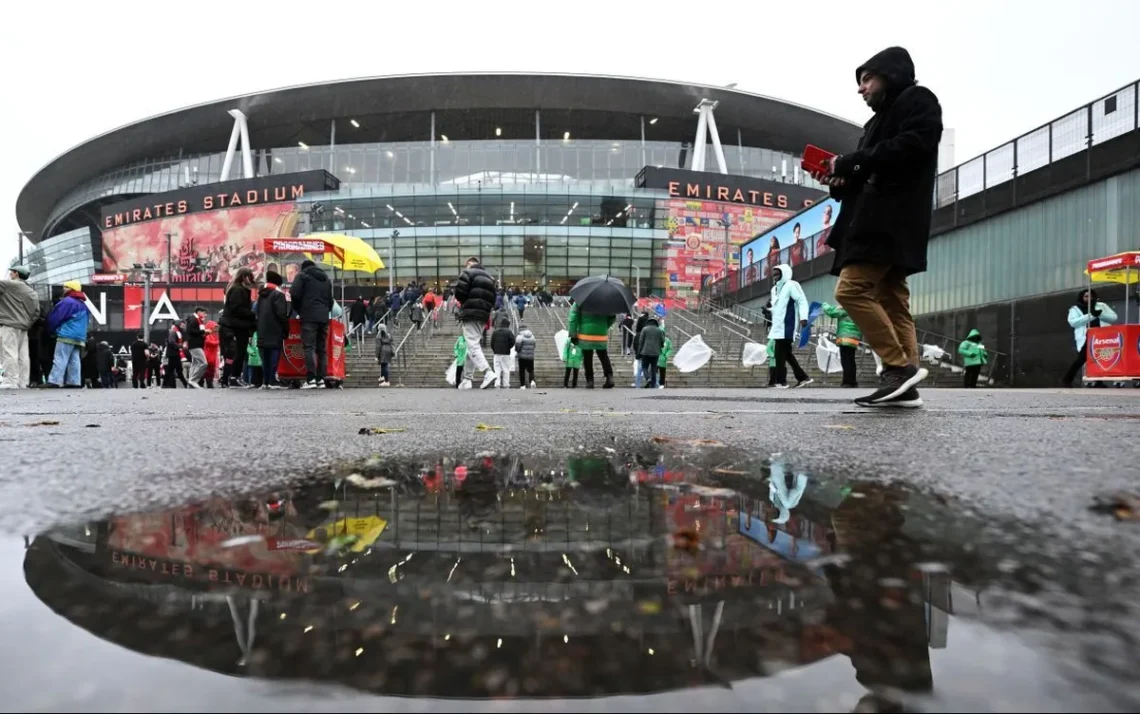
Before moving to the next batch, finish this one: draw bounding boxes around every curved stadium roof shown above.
[17,72,862,241]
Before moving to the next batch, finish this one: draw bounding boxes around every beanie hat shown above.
[266,270,284,287]
[300,259,316,270]
[63,280,82,293]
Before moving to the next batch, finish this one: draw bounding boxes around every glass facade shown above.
[24,226,97,297]
[297,185,669,295]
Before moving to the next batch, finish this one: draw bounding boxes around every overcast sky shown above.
[1,0,1137,271]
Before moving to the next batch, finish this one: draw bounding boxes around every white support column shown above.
[691,106,709,172]
[219,121,242,182]
[222,109,254,181]
[691,99,728,175]
[705,109,729,174]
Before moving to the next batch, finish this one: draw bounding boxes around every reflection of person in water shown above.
[824,484,933,711]
[768,461,808,525]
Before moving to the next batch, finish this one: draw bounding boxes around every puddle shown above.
[11,446,1140,711]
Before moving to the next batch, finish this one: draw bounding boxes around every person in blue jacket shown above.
[1062,288,1117,387]
[45,280,89,387]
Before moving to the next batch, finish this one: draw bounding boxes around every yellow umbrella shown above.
[303,233,385,273]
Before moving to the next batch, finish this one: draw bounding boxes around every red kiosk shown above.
[262,238,348,388]
[1083,251,1140,383]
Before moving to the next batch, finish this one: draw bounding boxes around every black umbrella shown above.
[569,275,636,316]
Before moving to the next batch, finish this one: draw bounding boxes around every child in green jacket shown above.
[246,332,263,387]
[453,335,468,389]
[958,329,988,388]
[822,302,863,387]
[657,334,673,389]
[563,339,583,388]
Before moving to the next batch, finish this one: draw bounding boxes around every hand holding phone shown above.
[802,144,837,177]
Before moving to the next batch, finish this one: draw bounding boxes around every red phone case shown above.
[801,144,836,174]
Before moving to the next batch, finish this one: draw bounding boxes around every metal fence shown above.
[934,79,1138,210]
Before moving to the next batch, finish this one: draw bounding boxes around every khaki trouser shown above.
[834,264,918,369]
[0,325,30,388]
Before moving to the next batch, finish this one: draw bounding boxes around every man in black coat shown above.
[453,256,498,389]
[257,270,291,388]
[288,259,334,388]
[817,46,942,409]
[130,333,149,388]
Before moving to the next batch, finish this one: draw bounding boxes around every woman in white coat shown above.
[767,264,812,388]
[1062,288,1117,387]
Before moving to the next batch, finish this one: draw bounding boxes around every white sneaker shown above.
[459,379,473,390]
[188,381,201,389]
[301,379,321,389]
[529,380,537,389]
[520,385,527,391]
[480,372,498,390]
[773,384,790,390]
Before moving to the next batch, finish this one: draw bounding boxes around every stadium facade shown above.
[16,73,860,322]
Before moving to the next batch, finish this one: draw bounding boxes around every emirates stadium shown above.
[15,72,860,336]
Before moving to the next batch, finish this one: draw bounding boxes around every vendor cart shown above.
[277,318,347,388]
[1082,251,1140,382]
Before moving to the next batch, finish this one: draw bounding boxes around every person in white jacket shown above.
[1062,288,1117,387]
[767,264,813,388]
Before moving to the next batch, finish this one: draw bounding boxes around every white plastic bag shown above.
[445,359,458,386]
[742,341,768,367]
[672,335,713,373]
[554,329,569,363]
[509,347,517,373]
[814,334,844,373]
[922,344,949,363]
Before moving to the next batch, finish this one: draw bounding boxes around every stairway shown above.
[342,302,973,388]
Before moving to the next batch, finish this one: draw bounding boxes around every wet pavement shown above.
[1,387,1139,711]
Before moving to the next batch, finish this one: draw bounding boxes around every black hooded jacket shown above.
[220,284,257,331]
[257,285,291,348]
[289,264,334,323]
[826,47,943,277]
[454,262,497,324]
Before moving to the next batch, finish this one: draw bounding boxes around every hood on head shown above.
[258,284,278,298]
[498,317,510,328]
[1078,288,1099,306]
[647,318,659,327]
[856,46,917,90]
[378,324,389,336]
[304,264,329,282]
[966,328,982,341]
[773,264,792,287]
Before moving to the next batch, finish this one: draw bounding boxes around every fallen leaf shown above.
[26,420,60,427]
[1091,491,1140,521]
[358,427,407,435]
[475,424,505,431]
[560,408,577,413]
[713,468,748,475]
[823,425,855,430]
[85,424,101,428]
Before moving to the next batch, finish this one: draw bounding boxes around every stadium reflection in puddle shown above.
[20,446,1114,711]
